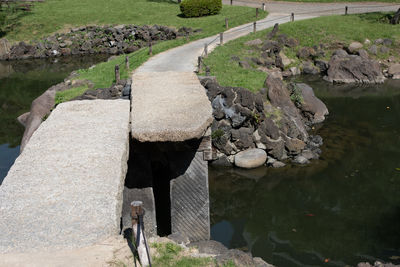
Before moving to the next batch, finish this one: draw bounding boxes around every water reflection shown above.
[210,78,400,266]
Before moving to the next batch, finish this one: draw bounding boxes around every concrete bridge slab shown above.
[131,71,213,142]
[0,99,130,253]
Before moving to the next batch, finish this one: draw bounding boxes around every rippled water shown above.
[0,55,108,184]
[210,77,400,266]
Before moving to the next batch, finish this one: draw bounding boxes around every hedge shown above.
[180,0,222,18]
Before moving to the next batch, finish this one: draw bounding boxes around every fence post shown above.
[198,56,202,72]
[148,42,153,56]
[256,8,259,19]
[131,201,151,267]
[204,43,208,56]
[225,18,229,30]
[345,6,348,15]
[125,56,129,71]
[291,12,294,22]
[220,32,224,45]
[262,3,265,11]
[115,65,120,84]
[253,21,256,33]
[205,66,210,76]
[230,0,232,5]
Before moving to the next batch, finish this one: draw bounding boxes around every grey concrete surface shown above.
[131,71,213,142]
[0,100,131,253]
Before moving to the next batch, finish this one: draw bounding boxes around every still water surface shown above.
[0,56,108,184]
[210,77,400,266]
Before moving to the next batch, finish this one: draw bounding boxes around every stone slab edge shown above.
[0,99,131,253]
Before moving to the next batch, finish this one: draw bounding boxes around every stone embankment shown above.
[201,75,327,168]
[0,25,195,60]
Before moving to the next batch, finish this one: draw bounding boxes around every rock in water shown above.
[388,63,400,79]
[324,55,385,84]
[234,149,267,169]
[295,83,329,124]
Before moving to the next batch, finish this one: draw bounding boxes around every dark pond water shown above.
[210,77,400,267]
[0,55,109,184]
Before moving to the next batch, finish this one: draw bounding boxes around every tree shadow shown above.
[146,0,179,5]
[355,11,393,25]
[0,2,33,38]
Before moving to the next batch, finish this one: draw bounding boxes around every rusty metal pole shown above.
[345,6,348,15]
[291,12,294,22]
[230,0,232,5]
[125,56,129,71]
[225,18,229,30]
[220,32,224,45]
[115,65,120,84]
[131,201,150,267]
[253,22,256,33]
[262,3,265,11]
[256,8,259,19]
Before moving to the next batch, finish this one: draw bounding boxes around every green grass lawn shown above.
[44,0,266,102]
[202,12,400,92]
[5,0,265,42]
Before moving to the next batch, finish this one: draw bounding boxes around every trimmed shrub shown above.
[180,0,222,18]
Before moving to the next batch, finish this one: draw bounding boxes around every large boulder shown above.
[234,148,267,169]
[347,41,363,54]
[265,74,308,141]
[324,54,385,84]
[295,83,329,123]
[388,63,400,79]
[0,38,11,60]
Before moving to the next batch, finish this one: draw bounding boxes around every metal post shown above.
[220,32,224,45]
[256,8,259,19]
[345,6,348,15]
[230,0,232,5]
[262,3,265,11]
[291,12,294,22]
[253,21,256,33]
[225,18,229,30]
[198,56,202,72]
[115,65,120,84]
[204,43,208,56]
[131,201,151,267]
[205,66,210,76]
[125,56,129,70]
[148,42,152,56]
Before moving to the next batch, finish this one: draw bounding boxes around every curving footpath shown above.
[1,1,399,266]
[130,1,399,141]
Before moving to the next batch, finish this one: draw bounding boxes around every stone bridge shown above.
[1,2,399,264]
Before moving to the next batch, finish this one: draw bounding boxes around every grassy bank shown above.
[51,2,266,102]
[4,0,265,42]
[201,12,400,92]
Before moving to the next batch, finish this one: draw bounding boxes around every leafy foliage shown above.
[180,0,222,18]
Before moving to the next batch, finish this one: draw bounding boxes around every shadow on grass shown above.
[0,3,33,38]
[146,0,179,5]
[356,11,394,24]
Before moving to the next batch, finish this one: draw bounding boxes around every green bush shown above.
[180,0,222,18]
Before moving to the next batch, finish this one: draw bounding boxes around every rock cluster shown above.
[200,75,328,168]
[236,23,398,84]
[1,25,196,60]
